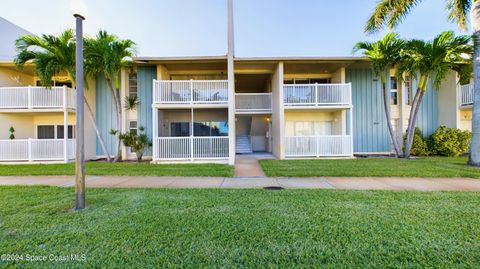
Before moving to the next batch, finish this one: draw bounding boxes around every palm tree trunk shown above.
[404,87,425,158]
[382,81,402,157]
[106,79,123,162]
[469,2,480,166]
[84,97,111,162]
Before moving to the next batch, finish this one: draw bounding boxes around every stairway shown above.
[236,135,253,154]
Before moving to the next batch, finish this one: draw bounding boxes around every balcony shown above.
[0,139,75,162]
[283,83,352,108]
[235,93,272,113]
[460,84,474,107]
[0,86,75,111]
[153,80,229,107]
[153,136,229,161]
[284,135,353,157]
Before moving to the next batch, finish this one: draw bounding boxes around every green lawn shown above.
[0,162,233,177]
[260,156,480,178]
[0,187,479,267]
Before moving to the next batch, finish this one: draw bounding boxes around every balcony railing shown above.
[153,80,229,105]
[0,86,75,110]
[283,83,352,107]
[153,136,229,161]
[285,135,353,157]
[235,93,272,112]
[460,84,474,106]
[0,139,75,162]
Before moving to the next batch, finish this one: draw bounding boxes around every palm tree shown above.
[365,0,480,165]
[14,30,112,161]
[397,31,473,158]
[85,30,136,162]
[353,33,405,157]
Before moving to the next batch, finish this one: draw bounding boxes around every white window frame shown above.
[390,76,398,105]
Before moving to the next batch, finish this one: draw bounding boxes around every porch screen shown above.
[285,121,332,136]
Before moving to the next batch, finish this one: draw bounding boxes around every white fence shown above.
[0,86,75,109]
[0,139,75,162]
[283,83,352,106]
[460,84,474,106]
[153,136,229,161]
[153,80,229,105]
[285,135,353,157]
[235,93,272,112]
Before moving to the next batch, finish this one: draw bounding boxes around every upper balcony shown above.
[283,83,352,109]
[460,83,474,107]
[235,93,272,114]
[0,86,75,112]
[153,80,229,108]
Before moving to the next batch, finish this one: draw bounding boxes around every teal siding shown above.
[95,74,118,156]
[413,78,439,136]
[346,68,391,153]
[137,66,157,156]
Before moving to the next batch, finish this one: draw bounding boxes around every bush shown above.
[404,127,429,156]
[428,126,471,156]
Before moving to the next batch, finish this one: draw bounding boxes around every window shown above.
[170,122,190,137]
[36,80,72,88]
[194,121,228,136]
[129,121,138,135]
[57,125,75,139]
[390,76,398,105]
[37,126,55,139]
[405,76,412,105]
[37,125,75,139]
[128,72,137,97]
[285,121,332,136]
[283,78,331,84]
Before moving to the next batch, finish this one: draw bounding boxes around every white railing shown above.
[0,139,75,162]
[153,136,229,161]
[235,93,272,112]
[283,83,352,106]
[460,84,474,106]
[153,80,229,105]
[0,86,75,110]
[285,135,353,157]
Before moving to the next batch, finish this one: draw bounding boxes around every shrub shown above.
[403,127,429,156]
[428,126,471,156]
[118,126,152,161]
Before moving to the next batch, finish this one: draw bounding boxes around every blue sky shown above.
[0,0,465,57]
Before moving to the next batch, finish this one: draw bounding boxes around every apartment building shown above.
[0,17,472,164]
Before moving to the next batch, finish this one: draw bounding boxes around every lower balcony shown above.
[153,136,229,161]
[0,139,75,162]
[284,135,353,157]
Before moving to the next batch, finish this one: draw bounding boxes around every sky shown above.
[0,0,466,57]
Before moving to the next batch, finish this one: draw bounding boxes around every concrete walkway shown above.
[234,155,266,178]
[1,176,480,191]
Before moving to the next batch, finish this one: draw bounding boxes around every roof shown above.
[134,55,368,63]
[0,17,34,61]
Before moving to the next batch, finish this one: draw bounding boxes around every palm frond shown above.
[446,0,471,31]
[365,0,422,33]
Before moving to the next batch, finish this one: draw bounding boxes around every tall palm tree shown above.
[365,0,480,165]
[14,30,112,161]
[353,33,405,157]
[397,31,473,158]
[85,30,136,162]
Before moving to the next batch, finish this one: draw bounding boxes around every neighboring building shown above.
[0,17,473,164]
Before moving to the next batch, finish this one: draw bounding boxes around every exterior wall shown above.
[250,115,270,152]
[346,67,391,153]
[438,71,459,129]
[331,68,345,83]
[460,109,472,131]
[271,62,284,159]
[0,67,35,86]
[0,114,35,139]
[137,66,157,156]
[84,77,97,160]
[415,78,439,136]
[95,74,118,157]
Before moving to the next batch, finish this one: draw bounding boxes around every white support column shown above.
[120,69,129,160]
[63,85,68,162]
[227,0,236,165]
[152,106,158,162]
[190,108,194,161]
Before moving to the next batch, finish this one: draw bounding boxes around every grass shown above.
[260,156,480,178]
[0,186,479,267]
[0,162,233,177]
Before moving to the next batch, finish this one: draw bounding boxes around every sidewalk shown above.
[1,176,480,191]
